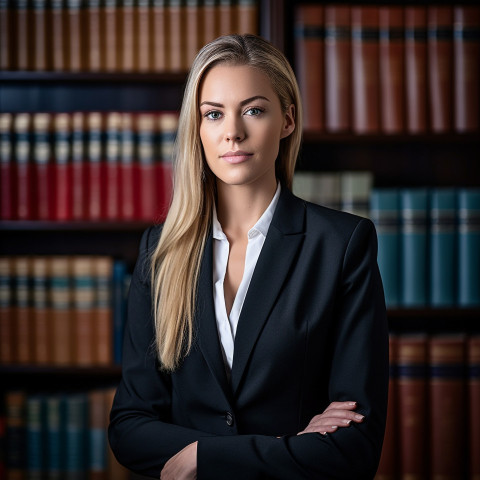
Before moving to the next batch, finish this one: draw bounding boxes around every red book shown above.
[428,6,453,133]
[71,112,87,220]
[468,336,480,479]
[137,113,157,221]
[53,113,73,221]
[351,6,380,134]
[294,5,324,132]
[33,113,54,221]
[0,257,14,364]
[0,113,14,220]
[429,335,466,480]
[454,6,480,132]
[397,335,428,480]
[14,113,34,220]
[105,112,121,220]
[120,113,137,220]
[87,112,105,220]
[405,7,428,134]
[375,335,397,480]
[379,7,404,134]
[324,6,351,133]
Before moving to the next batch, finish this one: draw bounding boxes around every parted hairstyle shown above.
[150,34,303,371]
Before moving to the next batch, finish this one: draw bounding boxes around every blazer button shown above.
[225,412,234,426]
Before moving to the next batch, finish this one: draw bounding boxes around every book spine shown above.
[53,113,73,221]
[26,395,45,479]
[237,0,257,35]
[218,0,232,37]
[0,0,14,69]
[137,0,151,72]
[87,112,104,221]
[14,113,33,220]
[67,0,83,71]
[45,395,64,479]
[152,0,167,72]
[428,6,453,133]
[103,0,118,72]
[112,260,127,365]
[324,6,350,133]
[340,171,373,218]
[120,113,136,220]
[185,0,200,69]
[94,257,113,366]
[65,394,88,479]
[453,6,480,133]
[105,112,121,220]
[370,189,400,308]
[0,112,14,220]
[5,391,26,478]
[468,336,480,480]
[88,390,107,479]
[379,6,404,134]
[120,0,135,72]
[71,112,87,221]
[400,188,429,307]
[457,188,480,307]
[14,257,33,365]
[51,0,66,71]
[16,0,33,70]
[168,0,185,72]
[405,7,427,134]
[86,0,102,71]
[429,335,467,479]
[430,188,457,307]
[294,4,324,132]
[351,6,380,134]
[202,0,218,46]
[397,335,428,480]
[0,257,13,364]
[32,0,48,70]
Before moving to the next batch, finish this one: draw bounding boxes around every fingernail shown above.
[344,419,352,425]
[331,425,338,430]
[355,414,364,421]
[348,402,356,406]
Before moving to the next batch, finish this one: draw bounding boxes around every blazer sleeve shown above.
[196,218,389,480]
[108,227,214,477]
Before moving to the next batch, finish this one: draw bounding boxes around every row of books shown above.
[371,188,480,309]
[294,5,480,134]
[0,256,131,367]
[0,111,178,222]
[376,334,480,480]
[0,0,258,73]
[1,387,129,480]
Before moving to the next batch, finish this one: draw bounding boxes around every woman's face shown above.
[199,64,295,189]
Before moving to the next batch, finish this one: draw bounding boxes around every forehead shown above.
[199,64,277,103]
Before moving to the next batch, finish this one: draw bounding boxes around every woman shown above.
[109,34,389,480]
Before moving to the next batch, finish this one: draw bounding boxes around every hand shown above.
[297,401,364,435]
[160,441,198,480]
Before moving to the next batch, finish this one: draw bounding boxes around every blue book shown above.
[370,188,400,307]
[26,395,46,480]
[65,394,88,480]
[430,188,457,307]
[458,188,480,307]
[112,260,127,365]
[400,189,429,307]
[46,395,65,480]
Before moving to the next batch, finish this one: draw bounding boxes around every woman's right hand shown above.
[297,401,364,435]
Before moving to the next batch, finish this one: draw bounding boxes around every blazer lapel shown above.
[231,188,306,394]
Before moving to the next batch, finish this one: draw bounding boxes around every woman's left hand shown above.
[160,441,198,480]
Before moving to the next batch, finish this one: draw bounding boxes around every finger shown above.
[319,410,365,423]
[324,401,357,412]
[298,425,338,435]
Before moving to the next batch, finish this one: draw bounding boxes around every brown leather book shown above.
[0,257,14,364]
[103,0,118,71]
[33,0,48,70]
[94,257,113,366]
[405,7,427,134]
[86,0,102,71]
[0,0,14,69]
[16,0,33,70]
[397,335,428,480]
[428,6,453,133]
[152,0,168,72]
[202,0,219,46]
[453,6,480,132]
[237,0,258,35]
[379,7,404,134]
[429,335,466,480]
[120,0,136,72]
[468,336,480,480]
[137,0,152,72]
[186,0,200,69]
[324,5,350,132]
[51,0,67,71]
[351,6,380,134]
[168,0,186,72]
[294,4,324,132]
[218,0,233,37]
[67,0,83,71]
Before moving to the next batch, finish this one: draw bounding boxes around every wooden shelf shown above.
[0,220,155,232]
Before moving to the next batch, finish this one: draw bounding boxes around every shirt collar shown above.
[212,183,282,240]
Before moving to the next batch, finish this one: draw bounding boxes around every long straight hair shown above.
[151,34,303,372]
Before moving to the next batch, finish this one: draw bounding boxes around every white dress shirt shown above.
[212,183,281,372]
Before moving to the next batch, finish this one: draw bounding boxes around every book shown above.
[218,0,233,37]
[429,335,466,480]
[0,112,14,220]
[237,0,258,35]
[64,394,88,479]
[379,6,404,134]
[202,0,219,46]
[16,0,33,70]
[168,0,186,72]
[71,112,87,221]
[397,335,428,480]
[105,112,121,220]
[87,112,104,220]
[430,188,457,307]
[370,189,400,308]
[152,0,168,72]
[51,0,67,71]
[112,260,127,366]
[5,391,26,478]
[26,395,45,479]
[351,6,380,134]
[32,0,48,71]
[457,188,480,307]
[405,7,428,134]
[312,173,341,210]
[120,0,136,72]
[137,0,151,72]
[45,395,64,479]
[340,171,373,218]
[428,6,453,133]
[86,0,102,71]
[324,5,350,132]
[400,189,428,307]
[186,0,201,68]
[0,0,14,70]
[120,113,137,220]
[453,6,480,133]
[88,390,107,480]
[103,0,118,72]
[294,4,324,132]
[468,336,480,480]
[14,113,33,221]
[94,256,113,366]
[67,0,83,71]
[0,257,13,364]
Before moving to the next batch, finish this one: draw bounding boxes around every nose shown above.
[224,115,245,143]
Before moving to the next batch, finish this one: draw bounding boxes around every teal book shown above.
[400,189,429,307]
[65,394,88,480]
[370,188,400,307]
[46,395,64,480]
[113,260,127,365]
[26,395,45,480]
[430,188,457,307]
[458,188,480,307]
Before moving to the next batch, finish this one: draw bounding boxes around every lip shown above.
[220,150,253,164]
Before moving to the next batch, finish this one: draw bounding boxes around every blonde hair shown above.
[151,34,303,371]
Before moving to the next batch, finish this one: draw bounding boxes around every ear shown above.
[280,104,296,139]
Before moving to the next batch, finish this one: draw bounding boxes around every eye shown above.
[244,107,264,116]
[204,110,222,121]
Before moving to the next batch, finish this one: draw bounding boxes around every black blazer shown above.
[109,187,389,480]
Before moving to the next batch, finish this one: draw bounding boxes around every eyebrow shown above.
[199,95,271,108]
